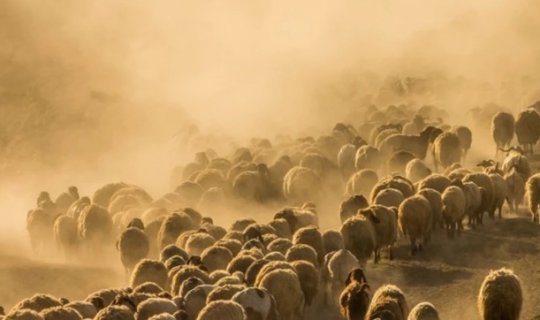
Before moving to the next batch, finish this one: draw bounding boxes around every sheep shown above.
[369,123,402,145]
[26,208,56,254]
[416,174,451,193]
[54,186,80,214]
[176,276,205,298]
[338,144,358,179]
[160,245,189,263]
[215,239,243,257]
[209,270,230,284]
[354,146,382,171]
[285,244,319,267]
[232,287,279,320]
[489,173,509,219]
[66,196,91,221]
[11,294,62,313]
[340,215,377,266]
[92,182,130,208]
[365,284,409,320]
[77,204,114,255]
[266,238,293,255]
[515,108,540,153]
[174,182,204,207]
[526,173,540,222]
[345,169,379,198]
[206,285,246,303]
[227,255,257,275]
[85,288,121,309]
[407,302,439,320]
[339,268,370,320]
[501,151,531,181]
[268,218,292,239]
[417,188,442,229]
[451,126,472,161]
[157,213,194,251]
[170,265,211,294]
[322,250,359,305]
[4,309,44,320]
[232,165,272,203]
[441,186,466,238]
[94,305,134,320]
[322,230,344,254]
[201,246,233,273]
[282,166,323,205]
[405,159,432,183]
[133,282,165,295]
[117,227,150,275]
[184,285,215,320]
[256,268,305,320]
[264,251,285,261]
[64,301,98,319]
[477,268,522,320]
[491,112,515,157]
[462,173,492,218]
[196,300,246,320]
[290,260,319,306]
[398,195,432,255]
[53,215,79,260]
[370,176,415,203]
[130,259,169,290]
[505,167,525,213]
[373,188,404,209]
[359,205,397,262]
[39,306,82,320]
[378,126,436,159]
[184,232,216,256]
[291,226,324,264]
[387,151,416,176]
[432,131,462,171]
[135,298,177,320]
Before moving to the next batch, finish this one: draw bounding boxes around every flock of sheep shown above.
[8,102,540,320]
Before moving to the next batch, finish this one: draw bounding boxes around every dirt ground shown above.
[2,210,540,319]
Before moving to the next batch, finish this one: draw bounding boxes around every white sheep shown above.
[322,249,359,306]
[366,284,409,320]
[135,298,177,320]
[359,205,398,262]
[118,227,150,275]
[407,302,439,320]
[129,259,169,290]
[340,215,377,266]
[373,188,405,209]
[477,268,522,320]
[256,268,305,320]
[441,186,466,238]
[232,287,279,320]
[398,195,432,255]
[196,300,246,320]
[405,159,432,183]
[526,173,540,222]
[345,169,379,198]
[432,131,462,171]
[94,305,134,320]
[417,188,443,229]
[504,167,525,213]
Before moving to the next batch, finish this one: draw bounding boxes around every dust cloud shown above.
[0,0,537,232]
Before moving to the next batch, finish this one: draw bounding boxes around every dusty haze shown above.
[1,0,540,231]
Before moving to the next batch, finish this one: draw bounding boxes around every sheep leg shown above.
[388,245,394,260]
[410,237,417,256]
